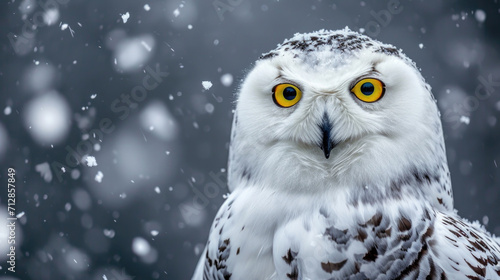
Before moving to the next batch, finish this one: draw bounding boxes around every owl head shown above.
[228,28,451,206]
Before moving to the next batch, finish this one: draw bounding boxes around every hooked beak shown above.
[319,113,335,159]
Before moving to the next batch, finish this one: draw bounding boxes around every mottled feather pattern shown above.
[260,29,412,70]
[271,196,439,279]
[202,199,234,280]
[432,214,500,279]
[197,188,500,279]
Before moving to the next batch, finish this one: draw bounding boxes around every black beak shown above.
[319,113,335,159]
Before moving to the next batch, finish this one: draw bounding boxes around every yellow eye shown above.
[272,84,302,108]
[351,78,385,103]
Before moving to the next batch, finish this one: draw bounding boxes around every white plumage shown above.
[192,28,500,280]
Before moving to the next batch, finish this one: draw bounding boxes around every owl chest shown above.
[204,188,437,280]
[205,191,287,279]
[205,189,345,279]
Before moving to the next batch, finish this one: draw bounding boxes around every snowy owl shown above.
[192,28,500,279]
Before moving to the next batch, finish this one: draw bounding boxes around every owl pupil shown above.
[361,82,374,95]
[283,87,297,100]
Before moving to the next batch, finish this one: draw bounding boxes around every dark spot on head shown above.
[424,174,432,184]
[376,46,401,57]
[259,52,278,60]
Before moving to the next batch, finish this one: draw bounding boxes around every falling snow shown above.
[220,73,233,87]
[460,115,470,125]
[23,91,71,145]
[475,9,486,22]
[85,156,98,167]
[121,12,130,23]
[43,8,59,25]
[103,229,115,238]
[202,81,213,90]
[205,103,215,113]
[35,162,53,182]
[95,171,104,183]
[113,34,155,72]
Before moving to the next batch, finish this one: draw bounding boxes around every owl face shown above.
[230,30,445,191]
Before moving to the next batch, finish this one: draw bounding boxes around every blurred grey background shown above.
[0,0,500,279]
